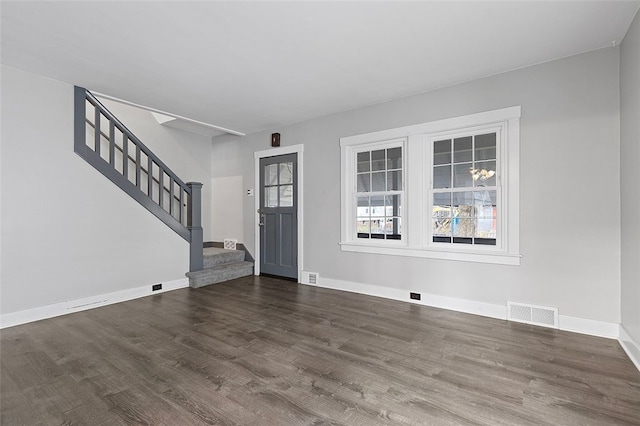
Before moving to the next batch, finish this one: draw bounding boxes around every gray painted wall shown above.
[213,47,622,324]
[0,66,210,314]
[621,11,640,344]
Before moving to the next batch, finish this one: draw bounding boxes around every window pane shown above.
[433,165,451,189]
[454,136,472,163]
[387,218,402,239]
[265,164,278,185]
[265,186,278,207]
[385,195,401,217]
[453,192,474,238]
[473,161,496,187]
[371,149,386,171]
[370,195,385,217]
[357,196,370,217]
[433,193,451,237]
[453,218,474,238]
[387,170,402,191]
[357,192,371,237]
[453,163,473,188]
[279,185,293,207]
[475,133,496,161]
[357,218,370,236]
[279,162,293,184]
[433,216,451,237]
[370,218,385,236]
[433,139,451,165]
[453,192,475,215]
[387,147,402,170]
[371,171,386,191]
[433,192,452,208]
[474,190,497,240]
[357,151,370,173]
[473,189,496,207]
[357,173,370,192]
[475,202,496,239]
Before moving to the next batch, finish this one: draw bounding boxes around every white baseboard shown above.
[558,314,619,339]
[619,325,640,373]
[312,277,619,339]
[318,277,507,320]
[0,278,188,329]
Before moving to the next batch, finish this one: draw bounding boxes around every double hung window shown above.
[340,106,520,265]
[355,143,403,240]
[430,129,499,246]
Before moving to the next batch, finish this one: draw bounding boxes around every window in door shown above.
[264,161,294,207]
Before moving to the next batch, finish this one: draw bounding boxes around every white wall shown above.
[211,175,244,243]
[212,47,622,325]
[0,66,208,315]
[208,137,245,243]
[621,12,640,345]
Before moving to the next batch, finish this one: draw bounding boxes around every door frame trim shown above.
[254,144,304,281]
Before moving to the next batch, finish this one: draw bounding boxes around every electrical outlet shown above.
[410,292,421,300]
[152,283,162,291]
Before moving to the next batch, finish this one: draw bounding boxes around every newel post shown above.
[187,182,203,272]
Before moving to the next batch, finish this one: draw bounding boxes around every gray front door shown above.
[259,153,298,279]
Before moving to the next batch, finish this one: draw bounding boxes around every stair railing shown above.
[73,86,203,272]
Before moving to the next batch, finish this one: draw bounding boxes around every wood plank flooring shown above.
[2,275,639,425]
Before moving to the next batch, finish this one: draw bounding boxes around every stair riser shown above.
[203,251,245,268]
[188,264,254,288]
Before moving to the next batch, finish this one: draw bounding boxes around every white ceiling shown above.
[2,1,639,136]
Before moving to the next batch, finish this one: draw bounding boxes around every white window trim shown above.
[340,106,521,266]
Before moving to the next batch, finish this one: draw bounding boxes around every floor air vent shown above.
[507,302,558,329]
[302,271,319,285]
[223,239,237,250]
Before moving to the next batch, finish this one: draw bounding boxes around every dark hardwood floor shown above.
[2,275,639,425]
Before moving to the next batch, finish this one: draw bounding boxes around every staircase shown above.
[74,86,254,283]
[186,247,253,288]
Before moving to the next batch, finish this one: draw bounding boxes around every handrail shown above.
[74,86,203,272]
[85,92,190,193]
[85,118,184,206]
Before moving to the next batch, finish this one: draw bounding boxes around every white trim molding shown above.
[339,242,522,265]
[619,325,640,373]
[308,276,620,340]
[558,314,620,339]
[340,106,521,265]
[317,277,507,319]
[0,278,188,329]
[254,144,304,282]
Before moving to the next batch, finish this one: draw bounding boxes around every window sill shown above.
[339,241,521,265]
